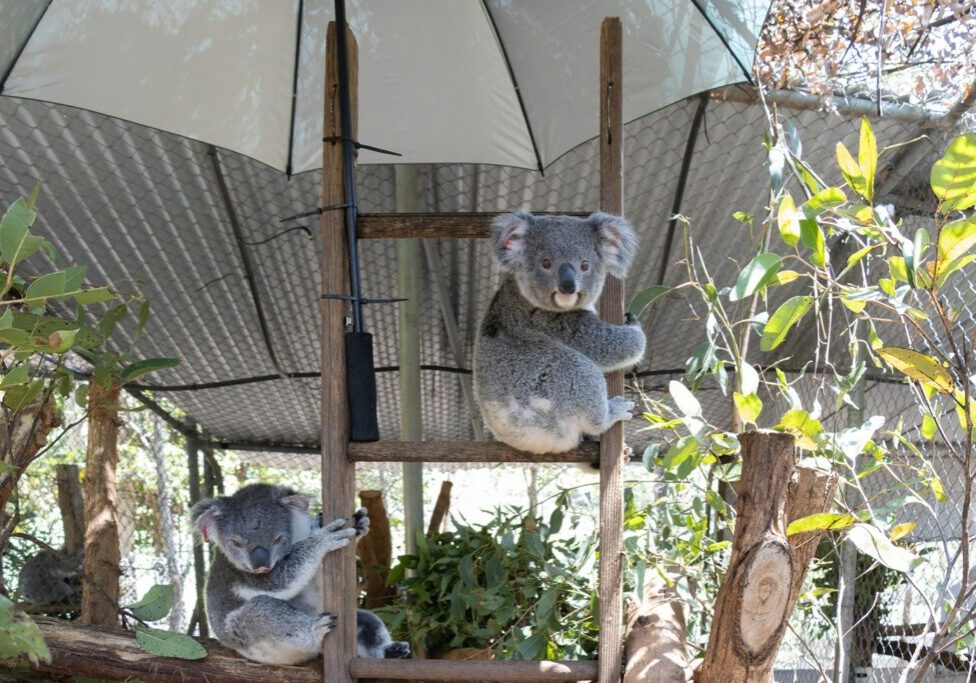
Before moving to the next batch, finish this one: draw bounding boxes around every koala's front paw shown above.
[608,395,635,423]
[314,612,337,642]
[322,515,348,532]
[315,523,357,551]
[383,641,412,659]
[353,507,370,537]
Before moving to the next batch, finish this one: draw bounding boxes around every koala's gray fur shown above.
[17,548,83,606]
[191,483,409,665]
[474,211,646,454]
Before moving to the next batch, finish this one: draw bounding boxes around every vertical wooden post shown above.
[322,20,357,683]
[79,380,121,627]
[396,165,425,558]
[186,430,208,638]
[598,16,625,683]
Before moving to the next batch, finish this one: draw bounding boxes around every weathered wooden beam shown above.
[598,16,626,683]
[357,212,588,240]
[30,617,320,683]
[322,19,358,683]
[349,657,598,681]
[348,441,600,463]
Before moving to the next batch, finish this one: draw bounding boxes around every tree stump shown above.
[358,489,395,609]
[697,431,837,683]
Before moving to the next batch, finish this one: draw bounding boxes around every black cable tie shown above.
[279,204,349,223]
[322,294,407,305]
[322,135,402,157]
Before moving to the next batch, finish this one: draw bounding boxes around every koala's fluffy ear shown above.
[492,211,533,269]
[190,497,225,542]
[590,212,637,278]
[278,488,311,513]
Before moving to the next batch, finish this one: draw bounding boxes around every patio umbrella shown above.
[0,0,770,440]
[0,0,770,174]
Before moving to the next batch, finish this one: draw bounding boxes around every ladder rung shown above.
[348,440,599,463]
[349,658,597,681]
[358,212,588,240]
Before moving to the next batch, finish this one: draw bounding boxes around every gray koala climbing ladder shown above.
[321,17,626,683]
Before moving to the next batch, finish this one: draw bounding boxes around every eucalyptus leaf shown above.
[930,132,976,213]
[127,584,175,622]
[777,194,800,246]
[668,380,701,418]
[877,347,953,394]
[120,357,181,383]
[761,296,813,352]
[858,117,877,201]
[730,253,781,302]
[134,627,207,660]
[787,513,856,536]
[627,285,670,317]
[846,523,921,574]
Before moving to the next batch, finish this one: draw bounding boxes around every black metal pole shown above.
[333,0,379,441]
[334,0,363,333]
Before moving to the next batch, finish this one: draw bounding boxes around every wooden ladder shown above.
[321,18,627,683]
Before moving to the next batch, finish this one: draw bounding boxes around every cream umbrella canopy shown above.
[1,0,770,174]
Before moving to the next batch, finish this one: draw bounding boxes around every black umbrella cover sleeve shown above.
[345,331,380,442]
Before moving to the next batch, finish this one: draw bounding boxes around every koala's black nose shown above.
[250,546,270,571]
[557,263,577,294]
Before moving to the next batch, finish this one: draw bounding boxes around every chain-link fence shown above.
[1,79,974,679]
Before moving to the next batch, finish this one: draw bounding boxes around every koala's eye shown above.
[273,534,286,546]
[580,260,590,272]
[230,538,245,549]
[541,258,552,270]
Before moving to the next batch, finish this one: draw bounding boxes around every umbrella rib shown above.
[480,0,545,174]
[207,145,289,380]
[285,0,305,178]
[688,0,755,86]
[0,0,53,95]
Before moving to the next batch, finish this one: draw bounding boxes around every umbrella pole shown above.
[334,0,379,442]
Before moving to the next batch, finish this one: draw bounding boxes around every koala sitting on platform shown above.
[474,211,646,454]
[191,483,409,665]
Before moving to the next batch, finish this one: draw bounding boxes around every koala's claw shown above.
[353,507,370,537]
[314,611,337,640]
[322,516,348,532]
[625,311,639,326]
[608,395,635,423]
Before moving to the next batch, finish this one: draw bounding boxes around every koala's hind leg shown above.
[582,394,635,436]
[224,595,334,665]
[357,608,411,659]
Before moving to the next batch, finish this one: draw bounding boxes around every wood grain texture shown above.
[30,617,320,683]
[55,464,85,557]
[427,480,453,536]
[698,431,797,683]
[598,16,625,683]
[348,440,600,463]
[350,657,598,681]
[358,490,395,609]
[623,572,690,683]
[322,20,357,683]
[358,212,588,240]
[80,380,121,627]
